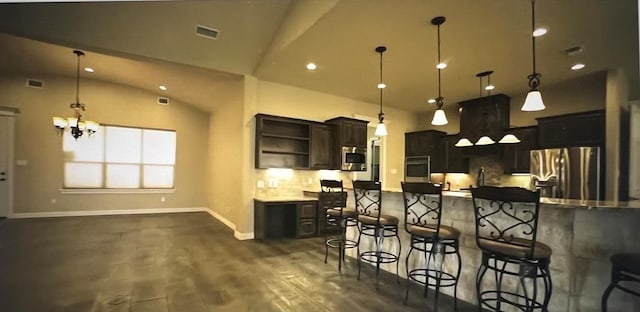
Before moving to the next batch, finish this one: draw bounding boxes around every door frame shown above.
[0,107,18,218]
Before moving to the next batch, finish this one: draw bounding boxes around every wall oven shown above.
[405,156,430,181]
[342,146,367,171]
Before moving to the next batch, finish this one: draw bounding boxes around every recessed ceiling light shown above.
[571,63,586,70]
[84,67,94,73]
[428,99,436,104]
[484,85,495,91]
[436,62,447,69]
[306,63,317,70]
[159,85,167,91]
[533,27,547,37]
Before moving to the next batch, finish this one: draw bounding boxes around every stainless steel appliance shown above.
[342,146,366,171]
[530,147,601,200]
[405,156,430,182]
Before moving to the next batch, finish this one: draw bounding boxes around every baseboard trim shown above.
[10,207,208,219]
[9,207,255,241]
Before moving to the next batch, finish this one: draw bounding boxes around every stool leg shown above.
[404,242,414,305]
[430,242,444,312]
[324,216,329,264]
[495,259,508,312]
[601,282,615,312]
[476,258,488,312]
[357,224,363,280]
[338,218,346,272]
[454,241,462,311]
[542,265,552,312]
[424,241,432,298]
[395,230,401,284]
[375,227,383,290]
[518,271,531,311]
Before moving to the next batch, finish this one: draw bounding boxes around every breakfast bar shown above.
[339,190,640,312]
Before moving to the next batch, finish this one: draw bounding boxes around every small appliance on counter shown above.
[530,147,601,200]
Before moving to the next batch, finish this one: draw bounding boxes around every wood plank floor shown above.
[0,212,478,312]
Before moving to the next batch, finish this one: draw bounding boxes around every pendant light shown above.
[474,71,496,145]
[430,16,448,126]
[52,50,99,139]
[374,46,388,137]
[521,0,545,111]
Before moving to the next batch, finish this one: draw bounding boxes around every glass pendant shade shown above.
[67,117,78,127]
[86,120,99,133]
[498,134,521,144]
[475,136,496,146]
[52,117,68,129]
[521,90,545,111]
[374,122,388,137]
[431,109,448,126]
[454,138,473,147]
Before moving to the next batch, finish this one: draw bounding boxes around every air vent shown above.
[195,25,219,40]
[157,97,170,105]
[26,79,44,89]
[565,46,584,56]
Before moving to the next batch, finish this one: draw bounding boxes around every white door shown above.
[0,113,15,217]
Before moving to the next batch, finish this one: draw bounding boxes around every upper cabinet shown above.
[458,94,510,143]
[405,130,446,158]
[536,110,605,148]
[309,124,331,169]
[325,117,368,148]
[441,134,469,173]
[255,114,311,169]
[502,126,538,174]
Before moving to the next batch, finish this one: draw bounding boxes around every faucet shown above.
[477,166,486,186]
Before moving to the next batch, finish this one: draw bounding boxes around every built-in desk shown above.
[254,197,318,239]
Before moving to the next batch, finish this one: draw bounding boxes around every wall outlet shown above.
[257,180,265,188]
[161,196,166,202]
[268,179,278,188]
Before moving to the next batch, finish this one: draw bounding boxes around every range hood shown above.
[456,94,517,147]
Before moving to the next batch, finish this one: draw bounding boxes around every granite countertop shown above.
[254,196,318,203]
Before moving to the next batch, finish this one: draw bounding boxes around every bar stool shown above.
[401,182,462,310]
[319,179,358,272]
[470,186,552,312]
[601,253,640,312]
[353,180,401,289]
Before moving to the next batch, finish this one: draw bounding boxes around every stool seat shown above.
[478,237,552,260]
[327,207,358,218]
[611,253,640,276]
[358,214,399,226]
[408,224,460,240]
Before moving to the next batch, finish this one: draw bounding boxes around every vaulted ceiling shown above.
[0,0,637,113]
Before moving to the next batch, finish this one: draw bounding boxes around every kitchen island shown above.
[338,190,640,312]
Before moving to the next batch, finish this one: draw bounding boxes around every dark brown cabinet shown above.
[458,94,510,143]
[441,135,469,173]
[325,117,369,148]
[502,126,537,174]
[310,124,331,169]
[405,130,446,158]
[254,199,318,239]
[255,114,310,169]
[536,110,605,148]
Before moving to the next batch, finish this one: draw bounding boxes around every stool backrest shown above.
[401,182,444,237]
[353,180,382,223]
[319,179,347,213]
[470,186,542,260]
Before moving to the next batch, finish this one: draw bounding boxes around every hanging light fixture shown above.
[430,16,448,126]
[52,50,99,139]
[374,46,388,137]
[475,71,496,145]
[521,0,545,111]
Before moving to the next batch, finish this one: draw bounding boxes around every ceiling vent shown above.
[195,25,219,40]
[565,46,584,56]
[157,97,170,105]
[26,79,44,89]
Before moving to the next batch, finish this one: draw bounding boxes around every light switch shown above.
[16,160,27,166]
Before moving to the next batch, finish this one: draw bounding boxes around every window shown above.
[63,125,176,189]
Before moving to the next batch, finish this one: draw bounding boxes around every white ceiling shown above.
[0,0,637,113]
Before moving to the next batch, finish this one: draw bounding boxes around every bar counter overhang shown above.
[337,189,640,312]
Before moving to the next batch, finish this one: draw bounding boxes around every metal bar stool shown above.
[601,253,640,311]
[401,182,462,310]
[320,179,358,272]
[353,180,401,289]
[470,186,552,312]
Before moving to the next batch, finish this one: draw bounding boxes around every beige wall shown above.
[0,75,209,214]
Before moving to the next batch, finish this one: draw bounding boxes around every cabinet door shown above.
[537,120,566,148]
[342,121,368,147]
[537,110,604,148]
[503,127,537,173]
[444,136,469,173]
[310,125,331,169]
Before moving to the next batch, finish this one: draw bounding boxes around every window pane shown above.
[106,126,141,163]
[106,164,140,188]
[143,165,174,188]
[62,127,105,162]
[64,162,103,188]
[142,130,176,165]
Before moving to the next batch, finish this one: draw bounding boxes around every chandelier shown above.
[374,46,388,137]
[430,16,448,126]
[52,50,99,139]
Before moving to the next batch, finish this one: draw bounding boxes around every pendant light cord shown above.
[379,49,383,116]
[75,52,81,104]
[531,0,536,75]
[437,23,442,103]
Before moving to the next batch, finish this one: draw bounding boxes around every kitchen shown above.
[0,1,638,311]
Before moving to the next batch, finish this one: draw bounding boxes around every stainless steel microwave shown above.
[342,146,366,171]
[405,156,430,179]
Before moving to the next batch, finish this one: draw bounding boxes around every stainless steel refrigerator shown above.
[530,147,601,200]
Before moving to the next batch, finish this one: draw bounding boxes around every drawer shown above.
[297,203,317,219]
[297,219,316,238]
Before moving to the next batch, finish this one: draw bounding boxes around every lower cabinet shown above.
[254,199,317,239]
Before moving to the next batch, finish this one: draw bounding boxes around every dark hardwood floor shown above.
[0,212,477,312]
